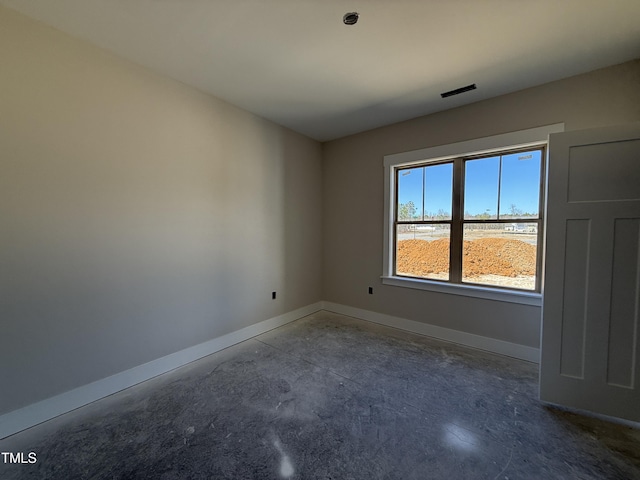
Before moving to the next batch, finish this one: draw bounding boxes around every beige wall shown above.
[0,7,323,415]
[322,59,640,349]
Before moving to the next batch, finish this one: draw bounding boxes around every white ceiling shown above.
[2,0,639,141]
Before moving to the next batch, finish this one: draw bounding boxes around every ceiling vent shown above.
[440,83,477,98]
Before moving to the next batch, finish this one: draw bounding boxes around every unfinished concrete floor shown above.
[1,311,639,479]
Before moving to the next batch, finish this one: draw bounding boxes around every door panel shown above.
[559,219,590,379]
[567,139,640,202]
[607,218,640,388]
[540,123,640,422]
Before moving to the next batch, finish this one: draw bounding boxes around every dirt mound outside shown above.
[397,237,536,278]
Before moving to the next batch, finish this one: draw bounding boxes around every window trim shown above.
[382,124,565,306]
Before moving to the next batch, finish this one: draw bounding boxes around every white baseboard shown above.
[541,400,640,430]
[321,301,541,364]
[0,302,323,440]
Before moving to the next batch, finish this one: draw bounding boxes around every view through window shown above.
[395,147,544,291]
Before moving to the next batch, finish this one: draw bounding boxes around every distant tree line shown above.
[398,202,536,221]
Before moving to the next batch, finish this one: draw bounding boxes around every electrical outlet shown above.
[272,291,276,300]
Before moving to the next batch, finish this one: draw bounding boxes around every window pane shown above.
[424,163,453,220]
[396,224,450,281]
[397,167,424,221]
[499,150,542,219]
[461,223,538,290]
[464,156,500,219]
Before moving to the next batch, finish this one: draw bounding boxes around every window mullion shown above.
[422,167,425,221]
[450,159,463,283]
[497,154,503,218]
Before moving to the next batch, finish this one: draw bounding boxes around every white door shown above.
[540,123,640,422]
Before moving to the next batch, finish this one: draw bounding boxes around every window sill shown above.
[380,276,542,306]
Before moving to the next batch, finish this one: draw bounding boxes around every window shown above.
[383,125,564,305]
[395,146,544,290]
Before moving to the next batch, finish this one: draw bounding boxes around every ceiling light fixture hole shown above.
[343,12,359,25]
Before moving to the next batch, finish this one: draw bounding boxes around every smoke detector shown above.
[343,12,359,25]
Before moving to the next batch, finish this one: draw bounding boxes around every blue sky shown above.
[397,150,541,219]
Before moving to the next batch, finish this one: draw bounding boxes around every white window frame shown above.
[382,124,565,306]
